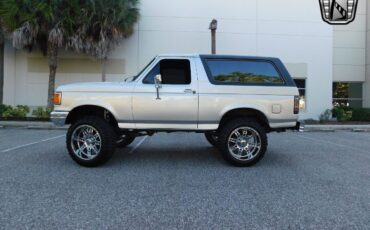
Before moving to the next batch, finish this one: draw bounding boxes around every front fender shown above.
[56,92,133,123]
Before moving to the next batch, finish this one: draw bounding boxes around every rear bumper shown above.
[50,111,69,126]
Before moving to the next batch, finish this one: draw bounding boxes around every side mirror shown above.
[155,74,162,86]
[154,74,162,100]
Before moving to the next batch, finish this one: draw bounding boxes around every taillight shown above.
[294,96,299,114]
[54,92,62,105]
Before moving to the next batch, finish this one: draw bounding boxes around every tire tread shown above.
[218,118,268,167]
[66,116,116,167]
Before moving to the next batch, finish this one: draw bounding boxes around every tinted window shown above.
[294,79,306,89]
[143,59,191,84]
[206,60,284,85]
[333,82,363,108]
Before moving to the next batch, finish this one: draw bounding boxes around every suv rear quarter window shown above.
[205,59,284,85]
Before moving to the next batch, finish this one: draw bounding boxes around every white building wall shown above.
[333,0,367,82]
[365,0,370,107]
[3,0,336,119]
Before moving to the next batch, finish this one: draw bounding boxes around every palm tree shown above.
[68,0,139,81]
[0,0,82,109]
[0,0,139,109]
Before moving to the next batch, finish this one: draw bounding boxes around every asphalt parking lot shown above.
[0,129,369,229]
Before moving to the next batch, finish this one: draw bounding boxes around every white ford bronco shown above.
[51,54,300,167]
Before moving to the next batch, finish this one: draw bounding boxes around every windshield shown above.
[131,58,156,81]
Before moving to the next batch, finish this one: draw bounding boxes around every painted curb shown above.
[0,124,68,130]
[304,129,335,132]
[303,128,370,132]
[27,126,68,130]
[352,128,370,132]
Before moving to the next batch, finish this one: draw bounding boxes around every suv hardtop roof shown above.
[156,53,279,61]
[200,54,279,61]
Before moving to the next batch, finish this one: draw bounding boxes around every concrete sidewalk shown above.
[302,124,370,132]
[1,120,370,132]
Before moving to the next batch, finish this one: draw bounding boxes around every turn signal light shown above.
[294,96,299,114]
[54,92,62,105]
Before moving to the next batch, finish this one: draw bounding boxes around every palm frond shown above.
[12,21,38,49]
[48,25,64,47]
[65,0,140,58]
[0,0,140,58]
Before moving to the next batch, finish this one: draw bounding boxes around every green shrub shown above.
[32,107,51,119]
[319,109,332,123]
[0,104,12,117]
[2,105,30,118]
[16,105,30,113]
[351,108,370,122]
[332,106,352,122]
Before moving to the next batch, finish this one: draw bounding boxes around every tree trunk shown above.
[0,41,4,104]
[47,42,58,110]
[101,56,107,82]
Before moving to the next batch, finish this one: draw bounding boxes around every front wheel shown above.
[66,116,117,167]
[204,131,218,147]
[218,118,267,167]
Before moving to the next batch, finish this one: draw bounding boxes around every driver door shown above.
[132,58,198,130]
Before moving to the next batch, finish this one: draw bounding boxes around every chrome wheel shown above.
[71,125,102,160]
[227,127,261,161]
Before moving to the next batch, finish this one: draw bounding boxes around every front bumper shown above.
[50,111,69,126]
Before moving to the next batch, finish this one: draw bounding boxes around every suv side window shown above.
[143,59,191,84]
[205,59,284,85]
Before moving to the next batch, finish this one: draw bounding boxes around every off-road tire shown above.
[66,116,116,167]
[204,131,219,147]
[218,118,267,167]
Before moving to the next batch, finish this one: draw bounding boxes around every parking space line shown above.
[293,134,369,154]
[128,136,148,154]
[1,135,65,153]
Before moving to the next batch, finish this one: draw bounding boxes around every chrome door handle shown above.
[184,89,196,94]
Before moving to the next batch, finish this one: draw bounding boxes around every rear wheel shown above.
[66,116,116,167]
[218,118,267,167]
[204,131,218,147]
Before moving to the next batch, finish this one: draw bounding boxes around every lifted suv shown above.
[51,54,300,167]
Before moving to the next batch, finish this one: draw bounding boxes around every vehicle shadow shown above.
[52,134,295,169]
[109,145,227,167]
[108,146,292,169]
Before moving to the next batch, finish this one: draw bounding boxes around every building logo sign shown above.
[319,0,359,25]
